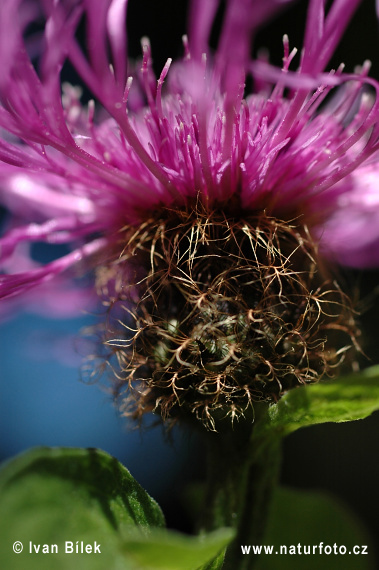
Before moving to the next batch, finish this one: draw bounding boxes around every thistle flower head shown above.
[0,0,378,427]
[100,207,356,429]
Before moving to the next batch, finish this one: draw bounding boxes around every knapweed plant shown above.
[1,0,379,568]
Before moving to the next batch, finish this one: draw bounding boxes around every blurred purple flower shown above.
[1,0,379,308]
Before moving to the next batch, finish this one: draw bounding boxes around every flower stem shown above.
[200,412,282,569]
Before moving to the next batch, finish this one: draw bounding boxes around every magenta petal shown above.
[1,0,379,313]
[318,164,379,267]
[0,279,98,320]
[0,238,107,300]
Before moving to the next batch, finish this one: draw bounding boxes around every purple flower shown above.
[1,0,379,301]
[0,0,378,425]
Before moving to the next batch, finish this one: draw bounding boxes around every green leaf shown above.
[0,447,164,570]
[0,447,234,570]
[199,549,227,570]
[253,487,375,570]
[121,528,234,570]
[256,365,379,438]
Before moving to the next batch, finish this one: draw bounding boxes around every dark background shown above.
[1,0,379,558]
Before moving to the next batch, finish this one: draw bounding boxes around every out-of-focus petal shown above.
[0,238,107,300]
[319,163,379,267]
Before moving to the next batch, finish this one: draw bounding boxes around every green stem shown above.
[200,413,282,569]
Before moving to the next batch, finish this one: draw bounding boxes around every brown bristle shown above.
[96,209,359,430]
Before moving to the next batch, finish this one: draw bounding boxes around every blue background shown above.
[0,308,203,530]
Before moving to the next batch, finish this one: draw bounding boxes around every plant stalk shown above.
[200,413,281,569]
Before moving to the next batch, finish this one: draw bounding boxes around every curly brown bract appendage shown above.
[96,210,358,430]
